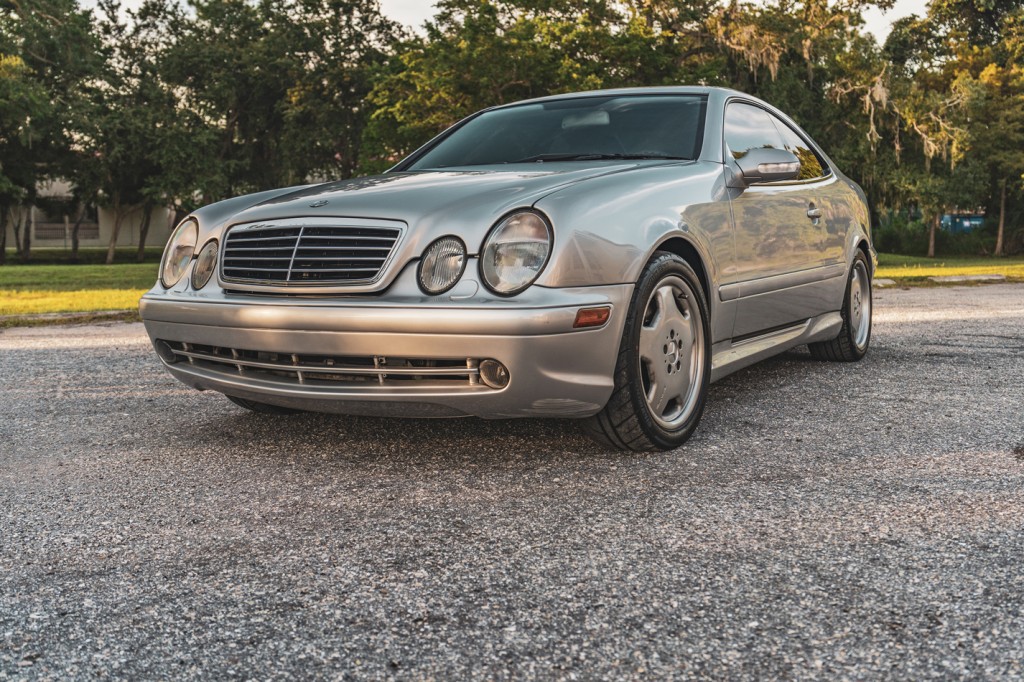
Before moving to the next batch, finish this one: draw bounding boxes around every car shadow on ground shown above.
[180,346,852,465]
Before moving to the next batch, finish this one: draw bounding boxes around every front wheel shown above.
[809,250,872,362]
[583,252,711,451]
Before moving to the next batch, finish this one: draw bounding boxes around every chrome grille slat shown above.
[223,256,293,261]
[290,256,388,262]
[286,267,381,273]
[219,266,294,273]
[299,234,396,241]
[293,246,395,251]
[221,220,402,286]
[224,235,301,243]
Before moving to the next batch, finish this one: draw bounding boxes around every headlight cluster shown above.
[159,218,218,290]
[416,210,552,297]
[191,240,219,289]
[160,219,198,288]
[418,236,467,295]
[480,211,552,296]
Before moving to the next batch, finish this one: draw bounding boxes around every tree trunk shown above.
[71,204,86,262]
[0,207,8,266]
[105,197,123,265]
[136,203,154,263]
[20,206,32,263]
[927,212,938,258]
[994,181,1006,257]
[11,207,23,259]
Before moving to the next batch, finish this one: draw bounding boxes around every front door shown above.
[722,101,830,338]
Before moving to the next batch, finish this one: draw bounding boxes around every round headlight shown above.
[418,236,467,295]
[480,211,552,296]
[160,218,198,288]
[191,240,219,290]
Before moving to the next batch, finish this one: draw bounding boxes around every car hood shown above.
[219,162,691,251]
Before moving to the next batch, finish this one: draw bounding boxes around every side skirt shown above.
[709,311,842,383]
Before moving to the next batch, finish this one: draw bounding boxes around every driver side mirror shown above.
[735,147,801,184]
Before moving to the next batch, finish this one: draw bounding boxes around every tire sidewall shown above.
[620,253,711,449]
[844,251,872,358]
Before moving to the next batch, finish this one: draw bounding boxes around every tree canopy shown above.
[1,0,1023,260]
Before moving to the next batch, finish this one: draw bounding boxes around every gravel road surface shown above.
[2,284,1023,679]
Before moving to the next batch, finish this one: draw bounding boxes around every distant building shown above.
[941,212,985,234]
[3,180,175,251]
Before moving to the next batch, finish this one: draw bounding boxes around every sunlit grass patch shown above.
[0,289,148,316]
[876,254,1024,282]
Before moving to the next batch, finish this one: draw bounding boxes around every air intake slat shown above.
[161,341,490,389]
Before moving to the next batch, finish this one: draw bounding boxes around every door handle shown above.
[806,207,823,220]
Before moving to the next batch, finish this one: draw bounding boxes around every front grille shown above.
[221,221,402,286]
[163,341,489,389]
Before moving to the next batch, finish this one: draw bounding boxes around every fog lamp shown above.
[479,359,510,389]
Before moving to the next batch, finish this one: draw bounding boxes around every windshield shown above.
[405,95,707,170]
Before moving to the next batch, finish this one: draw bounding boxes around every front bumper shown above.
[139,275,632,419]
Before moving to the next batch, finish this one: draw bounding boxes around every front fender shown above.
[532,161,733,290]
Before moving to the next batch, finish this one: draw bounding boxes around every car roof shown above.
[491,86,749,109]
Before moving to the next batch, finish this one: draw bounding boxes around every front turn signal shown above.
[573,306,611,329]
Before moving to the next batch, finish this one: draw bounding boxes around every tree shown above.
[0,54,46,264]
[0,0,101,262]
[959,64,1024,255]
[274,0,402,181]
[361,0,720,172]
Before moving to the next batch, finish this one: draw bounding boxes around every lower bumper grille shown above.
[161,341,488,389]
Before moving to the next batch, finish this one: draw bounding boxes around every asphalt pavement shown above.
[2,284,1023,679]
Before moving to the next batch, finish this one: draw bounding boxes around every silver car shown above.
[140,86,874,451]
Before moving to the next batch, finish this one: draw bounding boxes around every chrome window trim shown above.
[721,96,836,185]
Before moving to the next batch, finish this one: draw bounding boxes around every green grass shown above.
[1,251,1021,323]
[0,262,157,291]
[875,253,1024,282]
[2,247,163,265]
[0,261,156,317]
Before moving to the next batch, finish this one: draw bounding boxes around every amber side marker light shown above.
[573,306,611,329]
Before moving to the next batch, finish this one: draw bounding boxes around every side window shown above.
[769,114,828,180]
[723,102,785,160]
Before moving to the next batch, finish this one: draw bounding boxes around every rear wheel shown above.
[225,394,303,415]
[583,252,711,451]
[809,250,872,362]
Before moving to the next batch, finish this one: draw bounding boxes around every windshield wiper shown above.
[507,153,690,163]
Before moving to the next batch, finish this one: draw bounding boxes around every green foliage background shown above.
[2,0,1023,263]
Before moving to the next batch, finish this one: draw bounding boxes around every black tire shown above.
[809,250,872,362]
[583,252,711,451]
[225,394,303,415]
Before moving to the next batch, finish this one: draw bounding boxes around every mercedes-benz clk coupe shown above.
[140,86,874,451]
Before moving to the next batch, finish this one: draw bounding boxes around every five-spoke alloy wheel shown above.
[584,252,711,451]
[809,250,872,362]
